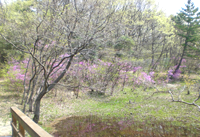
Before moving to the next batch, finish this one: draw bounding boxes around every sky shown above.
[154,0,200,16]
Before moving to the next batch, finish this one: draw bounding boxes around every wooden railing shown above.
[11,107,52,137]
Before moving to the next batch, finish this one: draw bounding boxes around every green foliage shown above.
[114,36,135,57]
[0,0,35,63]
[114,36,135,51]
[0,40,12,63]
[0,62,10,78]
[172,0,200,57]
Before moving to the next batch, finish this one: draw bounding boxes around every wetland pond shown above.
[48,115,200,137]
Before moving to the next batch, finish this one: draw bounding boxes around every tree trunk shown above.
[174,41,187,75]
[21,57,31,105]
[33,56,73,123]
[29,98,33,112]
[33,90,46,123]
[187,90,190,95]
[151,37,166,70]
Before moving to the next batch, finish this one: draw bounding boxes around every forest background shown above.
[0,0,200,136]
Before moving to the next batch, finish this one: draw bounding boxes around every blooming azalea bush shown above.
[62,58,156,95]
[3,58,29,92]
[65,59,126,95]
[167,59,187,81]
[4,55,157,96]
[132,70,155,88]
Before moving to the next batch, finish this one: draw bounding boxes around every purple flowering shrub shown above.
[132,70,155,88]
[62,58,156,95]
[4,53,72,93]
[65,59,129,95]
[4,55,156,95]
[4,58,29,92]
[167,63,186,81]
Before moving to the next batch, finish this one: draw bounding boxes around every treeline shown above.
[1,0,199,71]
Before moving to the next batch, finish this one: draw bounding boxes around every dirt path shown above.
[0,79,19,136]
[0,118,11,136]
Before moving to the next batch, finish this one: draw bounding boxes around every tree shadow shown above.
[48,115,198,137]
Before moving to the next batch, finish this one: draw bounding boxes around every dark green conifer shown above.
[172,0,200,74]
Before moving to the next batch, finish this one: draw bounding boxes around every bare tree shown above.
[0,0,121,123]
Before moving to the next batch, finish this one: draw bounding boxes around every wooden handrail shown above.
[11,107,52,137]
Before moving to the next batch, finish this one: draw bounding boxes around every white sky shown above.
[155,0,200,16]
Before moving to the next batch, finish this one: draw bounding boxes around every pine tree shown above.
[172,0,200,75]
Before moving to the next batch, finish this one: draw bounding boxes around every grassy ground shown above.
[0,79,22,121]
[1,76,200,136]
[45,80,200,136]
[0,79,22,136]
[45,82,200,136]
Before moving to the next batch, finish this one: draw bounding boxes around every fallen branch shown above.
[168,87,200,111]
[144,86,169,100]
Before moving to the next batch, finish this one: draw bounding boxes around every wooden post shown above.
[19,122,25,137]
[12,114,17,137]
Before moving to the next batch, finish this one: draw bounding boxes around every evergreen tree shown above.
[172,0,200,75]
